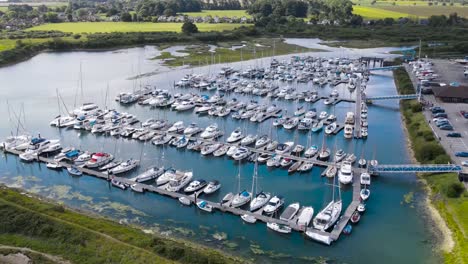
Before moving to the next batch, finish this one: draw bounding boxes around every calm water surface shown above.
[0,41,438,263]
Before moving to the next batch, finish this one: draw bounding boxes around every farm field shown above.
[27,22,248,34]
[379,6,468,18]
[182,10,251,18]
[352,6,411,19]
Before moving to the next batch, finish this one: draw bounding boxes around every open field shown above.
[379,6,468,18]
[353,6,411,19]
[182,10,251,18]
[0,186,242,264]
[27,22,249,34]
[0,38,55,52]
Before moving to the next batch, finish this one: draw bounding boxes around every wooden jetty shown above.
[3,146,364,245]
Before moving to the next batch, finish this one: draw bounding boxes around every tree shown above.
[182,21,198,34]
[383,17,394,25]
[121,12,132,22]
[349,15,363,26]
[37,4,48,13]
[43,12,59,23]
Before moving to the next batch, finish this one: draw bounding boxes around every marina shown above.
[0,43,439,263]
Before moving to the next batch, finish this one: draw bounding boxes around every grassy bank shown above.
[0,185,244,264]
[27,22,248,34]
[393,67,468,264]
[154,38,319,67]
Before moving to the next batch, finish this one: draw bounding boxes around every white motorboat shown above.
[227,128,244,143]
[232,147,250,161]
[165,171,193,192]
[298,118,313,130]
[334,149,346,162]
[141,118,156,128]
[360,188,370,201]
[313,200,342,231]
[200,124,220,139]
[298,161,314,172]
[345,153,357,164]
[73,103,99,117]
[130,183,145,193]
[279,202,300,221]
[304,231,333,245]
[263,195,284,215]
[318,148,331,161]
[85,152,114,168]
[50,115,76,128]
[150,119,168,130]
[241,214,257,224]
[325,122,337,134]
[153,135,173,145]
[74,152,92,166]
[111,179,128,190]
[360,172,371,185]
[265,141,278,151]
[195,104,212,114]
[175,101,195,111]
[304,145,319,158]
[275,141,294,155]
[255,135,271,149]
[46,161,62,169]
[109,159,139,174]
[178,196,192,206]
[173,136,189,148]
[344,124,353,139]
[294,106,306,116]
[183,123,201,135]
[249,191,271,212]
[156,168,177,186]
[357,203,366,213]
[296,206,314,229]
[257,153,272,163]
[240,134,257,146]
[292,144,304,154]
[167,121,185,133]
[338,161,353,184]
[266,222,292,234]
[213,144,229,157]
[318,111,328,120]
[201,143,222,156]
[266,155,281,167]
[133,166,164,182]
[99,160,121,171]
[204,180,221,194]
[196,200,213,212]
[184,179,207,193]
[67,166,82,176]
[1,135,31,150]
[230,190,251,208]
[283,117,299,130]
[226,146,238,157]
[358,158,367,168]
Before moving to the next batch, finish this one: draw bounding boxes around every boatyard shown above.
[0,44,443,263]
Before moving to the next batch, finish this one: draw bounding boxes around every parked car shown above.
[440,125,453,131]
[436,120,450,127]
[431,107,445,114]
[432,113,447,118]
[447,132,462,138]
[455,152,468,157]
[461,161,468,167]
[460,110,468,119]
[433,117,448,123]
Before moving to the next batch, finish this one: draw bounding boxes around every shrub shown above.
[411,102,422,113]
[73,34,81,39]
[444,182,465,198]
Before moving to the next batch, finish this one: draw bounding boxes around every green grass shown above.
[0,38,56,52]
[379,6,468,18]
[154,38,319,66]
[27,22,249,34]
[353,5,411,19]
[0,186,243,264]
[182,10,251,18]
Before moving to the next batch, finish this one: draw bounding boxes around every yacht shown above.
[298,161,314,172]
[344,125,353,139]
[294,106,306,116]
[297,206,314,229]
[318,147,331,161]
[203,180,221,194]
[298,118,313,130]
[279,202,300,221]
[1,135,31,150]
[213,144,229,157]
[313,200,342,231]
[263,195,284,215]
[226,146,238,157]
[184,179,208,193]
[85,152,114,168]
[175,101,195,111]
[46,161,62,169]
[141,118,156,128]
[266,155,281,167]
[360,188,370,201]
[334,149,346,162]
[283,117,299,130]
[318,111,328,120]
[240,134,257,146]
[74,152,92,166]
[50,115,76,128]
[201,143,222,156]
[311,121,323,133]
[265,141,278,151]
[230,190,251,208]
[257,153,272,163]
[153,134,172,145]
[200,124,220,139]
[227,128,244,143]
[275,141,294,154]
[167,121,185,134]
[132,166,164,183]
[232,147,250,161]
[165,171,193,192]
[249,191,271,212]
[183,123,202,136]
[338,161,353,184]
[99,160,121,171]
[195,104,212,114]
[360,172,371,185]
[150,119,167,130]
[73,103,99,117]
[325,122,337,134]
[173,136,189,148]
[255,135,271,149]
[304,145,319,158]
[109,159,139,174]
[266,222,292,234]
